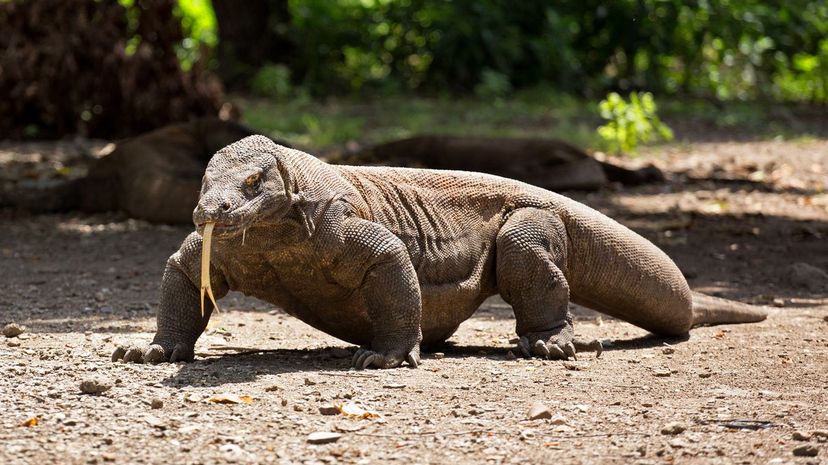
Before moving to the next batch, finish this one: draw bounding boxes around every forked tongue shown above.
[200,222,221,317]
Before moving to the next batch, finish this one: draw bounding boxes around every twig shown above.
[354,430,651,438]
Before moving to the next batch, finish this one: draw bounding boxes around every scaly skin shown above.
[113,136,767,368]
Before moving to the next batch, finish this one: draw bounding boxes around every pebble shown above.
[3,323,25,338]
[812,430,828,440]
[433,352,445,360]
[382,383,406,389]
[792,444,819,457]
[793,431,811,441]
[318,405,339,416]
[505,350,516,360]
[653,368,672,377]
[307,432,342,444]
[661,422,687,435]
[150,398,163,409]
[527,402,553,420]
[80,378,112,395]
[662,346,675,355]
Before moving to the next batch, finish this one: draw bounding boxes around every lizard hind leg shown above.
[495,208,602,360]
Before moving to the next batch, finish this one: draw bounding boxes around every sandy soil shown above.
[1,139,827,465]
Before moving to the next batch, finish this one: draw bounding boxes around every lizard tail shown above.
[691,291,768,327]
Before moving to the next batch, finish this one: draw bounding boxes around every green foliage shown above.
[597,92,673,155]
[175,0,216,69]
[250,64,293,100]
[282,0,828,103]
[474,69,513,99]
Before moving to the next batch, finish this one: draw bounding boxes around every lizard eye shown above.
[245,173,261,187]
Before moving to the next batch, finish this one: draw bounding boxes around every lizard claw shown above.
[518,336,532,358]
[517,320,598,361]
[111,341,195,364]
[351,346,420,369]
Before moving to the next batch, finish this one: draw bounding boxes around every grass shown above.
[236,88,827,153]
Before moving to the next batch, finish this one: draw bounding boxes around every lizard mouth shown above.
[196,221,245,238]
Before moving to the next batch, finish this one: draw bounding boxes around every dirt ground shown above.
[1,138,827,465]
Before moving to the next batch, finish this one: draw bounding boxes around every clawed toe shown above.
[516,331,600,361]
[350,347,420,369]
[111,342,194,364]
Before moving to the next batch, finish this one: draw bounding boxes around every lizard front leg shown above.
[324,217,422,369]
[112,232,227,363]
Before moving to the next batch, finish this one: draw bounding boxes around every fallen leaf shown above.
[208,393,254,404]
[21,417,38,427]
[336,402,380,419]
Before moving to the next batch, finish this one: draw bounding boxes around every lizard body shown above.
[113,136,766,368]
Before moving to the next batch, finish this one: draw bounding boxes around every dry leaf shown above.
[207,393,253,405]
[336,402,380,419]
[21,417,38,427]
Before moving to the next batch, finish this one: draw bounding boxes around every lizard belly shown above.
[221,253,374,346]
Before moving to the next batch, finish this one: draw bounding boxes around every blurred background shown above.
[2,0,826,149]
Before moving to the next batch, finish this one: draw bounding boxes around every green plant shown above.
[474,69,513,98]
[597,92,673,155]
[250,64,293,100]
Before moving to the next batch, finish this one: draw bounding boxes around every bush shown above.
[597,92,673,155]
[250,64,293,100]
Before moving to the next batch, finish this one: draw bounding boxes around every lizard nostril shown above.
[220,201,231,212]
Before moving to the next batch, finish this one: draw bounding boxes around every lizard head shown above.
[193,135,291,238]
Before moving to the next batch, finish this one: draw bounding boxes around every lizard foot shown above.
[111,340,194,364]
[517,324,603,360]
[351,346,420,370]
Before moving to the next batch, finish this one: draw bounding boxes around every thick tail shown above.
[691,292,768,327]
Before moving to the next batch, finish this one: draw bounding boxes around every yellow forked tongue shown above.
[200,222,221,317]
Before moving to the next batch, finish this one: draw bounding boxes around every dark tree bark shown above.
[212,0,294,90]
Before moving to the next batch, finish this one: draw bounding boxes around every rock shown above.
[563,361,588,371]
[783,262,828,291]
[653,368,672,377]
[150,398,163,409]
[792,444,819,457]
[824,315,828,323]
[307,432,342,444]
[304,377,317,386]
[669,438,688,449]
[527,402,553,420]
[793,431,812,441]
[661,422,687,435]
[433,352,445,360]
[662,346,675,355]
[505,350,516,360]
[382,383,406,389]
[812,430,828,440]
[318,405,339,416]
[80,378,112,395]
[3,323,25,338]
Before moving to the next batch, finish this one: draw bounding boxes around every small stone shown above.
[505,350,516,360]
[563,361,588,371]
[318,405,339,416]
[792,444,819,457]
[782,262,828,292]
[80,378,112,395]
[698,372,713,378]
[773,298,786,307]
[307,432,342,444]
[382,383,406,389]
[433,352,445,360]
[7,340,20,347]
[527,402,553,420]
[824,315,828,323]
[653,368,672,377]
[304,378,317,386]
[3,323,24,338]
[150,398,163,409]
[661,422,687,435]
[662,346,675,355]
[669,438,688,449]
[793,431,812,441]
[264,385,280,392]
[293,404,304,412]
[812,430,828,440]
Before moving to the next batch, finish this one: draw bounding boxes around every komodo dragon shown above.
[113,136,767,368]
